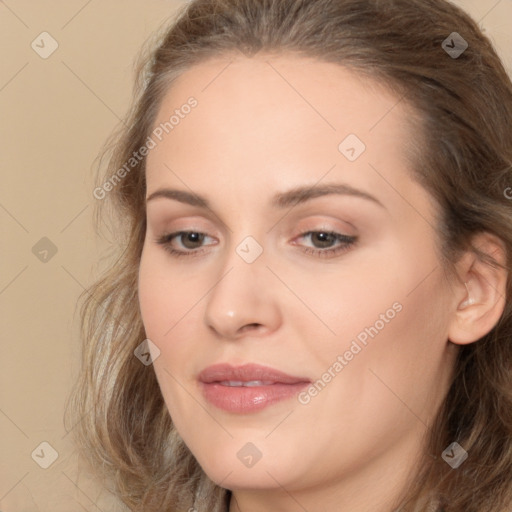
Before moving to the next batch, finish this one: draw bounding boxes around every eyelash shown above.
[156,230,357,259]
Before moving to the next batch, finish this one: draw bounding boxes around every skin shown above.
[138,55,507,511]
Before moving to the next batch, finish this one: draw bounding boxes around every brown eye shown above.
[294,231,357,259]
[309,232,338,248]
[156,231,216,258]
[179,232,205,249]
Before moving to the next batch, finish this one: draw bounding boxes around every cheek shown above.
[315,263,452,438]
[304,236,452,406]
[288,289,450,479]
[138,249,193,396]
[138,247,197,338]
[137,245,208,382]
[138,251,196,420]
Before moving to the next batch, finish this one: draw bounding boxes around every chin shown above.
[204,463,285,491]
[193,441,306,491]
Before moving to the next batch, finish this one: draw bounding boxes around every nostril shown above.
[242,323,261,332]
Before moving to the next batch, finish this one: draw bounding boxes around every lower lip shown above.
[200,382,309,413]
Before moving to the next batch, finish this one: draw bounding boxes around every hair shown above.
[67,0,512,510]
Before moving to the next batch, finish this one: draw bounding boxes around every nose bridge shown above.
[203,233,281,338]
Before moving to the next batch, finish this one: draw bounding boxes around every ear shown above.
[448,232,508,345]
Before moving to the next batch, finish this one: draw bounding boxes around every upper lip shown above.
[198,363,311,384]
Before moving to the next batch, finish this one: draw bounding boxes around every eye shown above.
[293,231,357,258]
[155,229,357,259]
[156,231,216,257]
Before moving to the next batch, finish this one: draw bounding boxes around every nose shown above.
[203,246,282,341]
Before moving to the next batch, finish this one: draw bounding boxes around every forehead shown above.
[149,53,414,146]
[145,54,428,219]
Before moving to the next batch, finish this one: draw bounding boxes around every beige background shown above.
[1,1,511,510]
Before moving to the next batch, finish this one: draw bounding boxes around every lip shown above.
[198,363,311,413]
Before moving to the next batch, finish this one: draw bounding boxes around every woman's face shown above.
[139,55,460,507]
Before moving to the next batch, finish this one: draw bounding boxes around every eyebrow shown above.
[146,183,385,209]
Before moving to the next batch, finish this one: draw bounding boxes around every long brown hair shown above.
[68,0,512,510]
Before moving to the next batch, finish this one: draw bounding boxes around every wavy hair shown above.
[68,0,512,510]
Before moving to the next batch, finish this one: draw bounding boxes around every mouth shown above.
[198,363,311,413]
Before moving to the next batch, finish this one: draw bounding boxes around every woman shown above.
[69,0,512,510]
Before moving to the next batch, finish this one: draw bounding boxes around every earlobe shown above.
[448,233,508,346]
